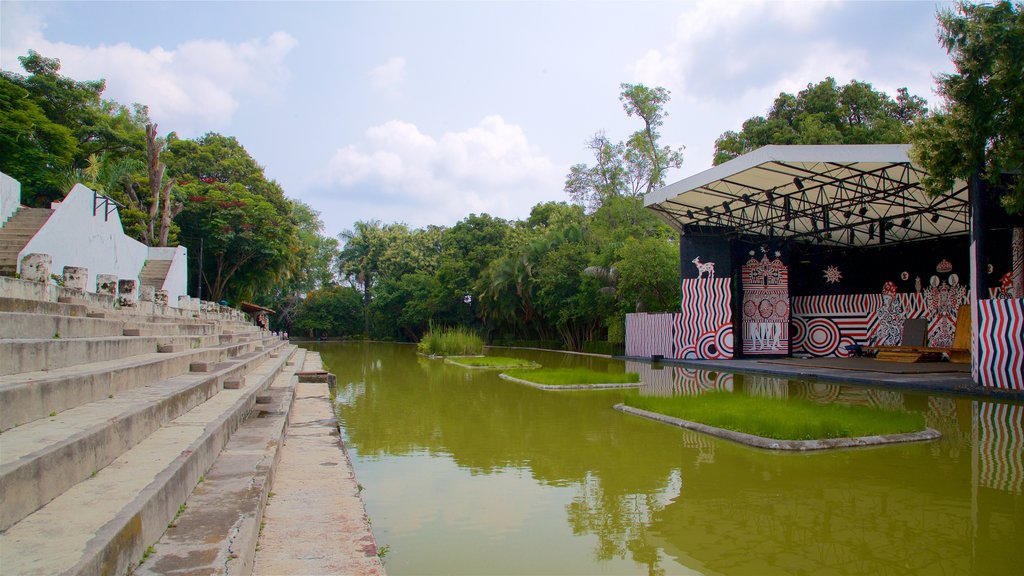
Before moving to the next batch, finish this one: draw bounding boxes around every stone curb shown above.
[613,404,942,451]
[444,359,540,370]
[499,373,642,391]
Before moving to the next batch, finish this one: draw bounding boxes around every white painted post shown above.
[96,274,118,296]
[117,279,138,307]
[20,253,51,283]
[62,266,88,292]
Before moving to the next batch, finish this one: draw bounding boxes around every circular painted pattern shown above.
[835,336,857,358]
[804,318,841,356]
[679,345,698,359]
[715,324,734,357]
[790,317,807,349]
[743,300,758,318]
[697,331,719,358]
[774,300,789,318]
[758,299,774,318]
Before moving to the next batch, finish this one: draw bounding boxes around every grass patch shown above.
[504,367,639,386]
[623,391,926,440]
[417,325,484,356]
[447,356,539,368]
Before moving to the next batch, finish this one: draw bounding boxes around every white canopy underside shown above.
[645,144,969,247]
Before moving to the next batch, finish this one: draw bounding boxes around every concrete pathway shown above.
[254,353,385,576]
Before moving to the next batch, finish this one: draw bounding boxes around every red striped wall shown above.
[976,298,1024,391]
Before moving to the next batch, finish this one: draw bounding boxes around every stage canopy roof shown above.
[645,144,969,247]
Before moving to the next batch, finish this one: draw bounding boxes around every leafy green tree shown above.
[566,84,684,211]
[714,78,928,165]
[910,0,1024,214]
[166,132,288,211]
[292,286,363,338]
[613,236,680,314]
[175,183,297,303]
[0,76,77,203]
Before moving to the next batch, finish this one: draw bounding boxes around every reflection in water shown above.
[310,343,1024,575]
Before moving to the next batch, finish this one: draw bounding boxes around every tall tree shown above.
[1,51,146,205]
[910,0,1024,214]
[129,123,182,246]
[566,84,684,211]
[714,78,928,165]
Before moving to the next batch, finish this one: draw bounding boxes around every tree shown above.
[175,183,297,302]
[566,84,684,211]
[1,51,146,205]
[909,1,1024,214]
[292,286,363,338]
[136,123,181,246]
[714,78,929,165]
[0,76,77,203]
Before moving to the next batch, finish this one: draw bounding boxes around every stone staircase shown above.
[0,277,302,575]
[0,207,54,276]
[139,259,172,291]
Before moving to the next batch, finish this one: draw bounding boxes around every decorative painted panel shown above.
[741,253,789,355]
[677,278,733,359]
[976,298,1024,391]
[624,313,675,358]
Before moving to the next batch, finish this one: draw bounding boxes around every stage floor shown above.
[757,356,971,374]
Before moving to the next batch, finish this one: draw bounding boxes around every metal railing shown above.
[93,191,125,222]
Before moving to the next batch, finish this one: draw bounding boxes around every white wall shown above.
[149,245,189,305]
[1,172,21,226]
[20,184,149,294]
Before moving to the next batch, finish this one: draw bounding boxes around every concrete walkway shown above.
[254,352,385,576]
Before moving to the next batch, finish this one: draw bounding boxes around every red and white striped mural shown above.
[678,278,733,359]
[976,401,1023,494]
[975,298,1024,391]
[625,278,733,360]
[624,313,675,358]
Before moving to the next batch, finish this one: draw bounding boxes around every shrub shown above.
[418,325,484,356]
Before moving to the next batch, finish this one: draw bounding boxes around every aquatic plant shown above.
[417,325,484,356]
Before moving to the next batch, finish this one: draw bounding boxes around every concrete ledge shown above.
[499,373,643,391]
[613,404,942,451]
[0,365,244,532]
[444,359,540,370]
[0,336,159,376]
[0,339,287,433]
[138,361,297,576]
[0,346,295,576]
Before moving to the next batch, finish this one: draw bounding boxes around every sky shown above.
[1,1,955,239]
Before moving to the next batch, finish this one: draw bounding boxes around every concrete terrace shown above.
[0,275,384,575]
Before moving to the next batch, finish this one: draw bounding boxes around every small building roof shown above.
[645,144,969,246]
[240,301,275,314]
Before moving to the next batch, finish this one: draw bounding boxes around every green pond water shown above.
[307,342,1024,575]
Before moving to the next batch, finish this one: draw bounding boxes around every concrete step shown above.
[0,338,286,431]
[0,295,89,316]
[138,348,303,576]
[0,354,256,532]
[0,312,127,339]
[0,346,293,576]
[0,336,164,376]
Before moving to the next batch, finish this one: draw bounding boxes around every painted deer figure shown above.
[692,257,715,279]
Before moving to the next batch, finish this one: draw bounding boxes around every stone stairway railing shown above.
[0,275,301,575]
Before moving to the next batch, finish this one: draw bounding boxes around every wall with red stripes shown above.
[625,279,733,360]
[976,298,1024,391]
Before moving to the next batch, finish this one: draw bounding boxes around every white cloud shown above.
[370,56,406,97]
[314,116,566,229]
[0,4,296,136]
